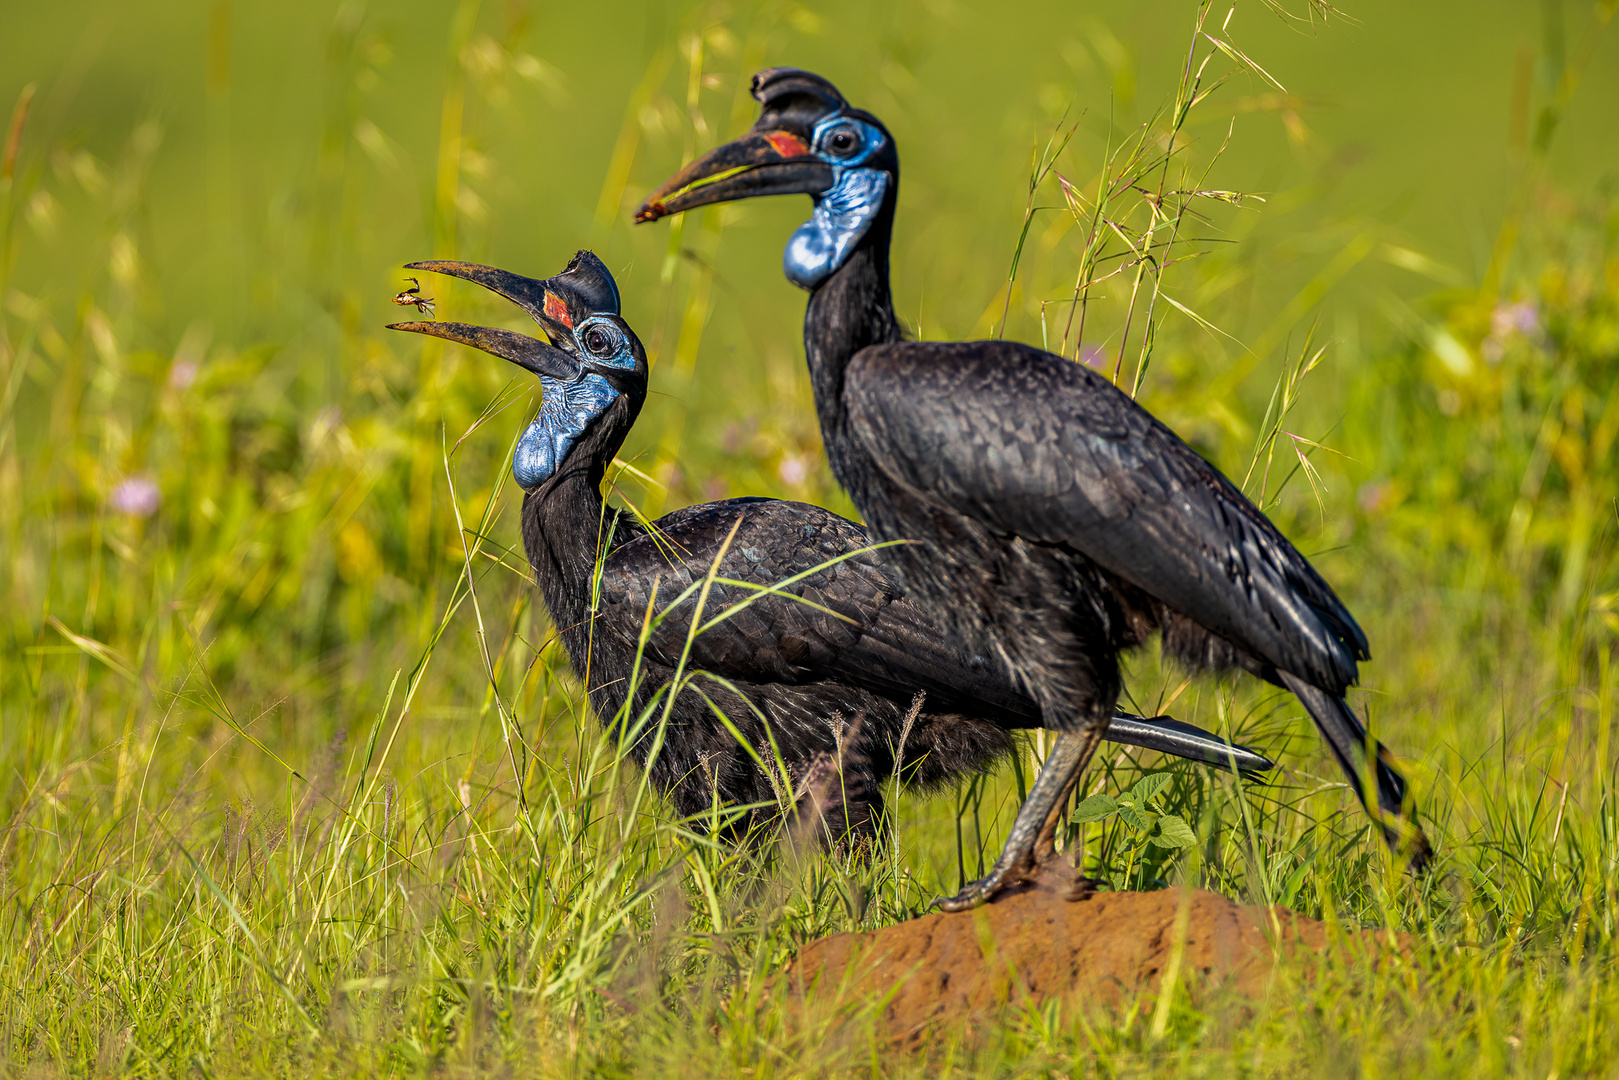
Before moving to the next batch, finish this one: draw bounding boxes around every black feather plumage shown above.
[634,68,1430,905]
[393,253,1274,852]
[521,373,1271,844]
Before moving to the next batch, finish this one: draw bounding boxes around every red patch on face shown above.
[543,291,573,330]
[764,130,810,158]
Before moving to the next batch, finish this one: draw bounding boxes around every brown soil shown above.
[772,870,1404,1045]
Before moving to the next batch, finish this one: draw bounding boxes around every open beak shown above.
[386,260,580,380]
[386,320,578,380]
[634,130,834,223]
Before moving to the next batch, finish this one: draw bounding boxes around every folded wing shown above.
[842,340,1368,694]
[596,498,1039,714]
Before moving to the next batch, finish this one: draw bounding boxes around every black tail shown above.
[1104,712,1275,777]
[1278,671,1432,871]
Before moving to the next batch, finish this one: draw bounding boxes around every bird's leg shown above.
[1031,756,1084,862]
[934,723,1105,912]
[1033,765,1100,901]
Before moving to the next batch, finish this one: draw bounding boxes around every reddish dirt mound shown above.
[773,871,1403,1044]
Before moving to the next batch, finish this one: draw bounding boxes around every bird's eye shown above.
[829,129,857,155]
[583,326,612,357]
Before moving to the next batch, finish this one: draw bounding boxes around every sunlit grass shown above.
[2,0,1618,1075]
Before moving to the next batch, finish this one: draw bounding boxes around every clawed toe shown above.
[1031,853,1097,901]
[933,857,1097,912]
[1064,873,1099,901]
[934,874,1005,912]
[932,861,1032,912]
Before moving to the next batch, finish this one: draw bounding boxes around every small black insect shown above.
[391,277,435,318]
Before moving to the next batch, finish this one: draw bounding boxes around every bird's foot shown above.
[1064,871,1100,901]
[933,861,1032,912]
[933,854,1096,912]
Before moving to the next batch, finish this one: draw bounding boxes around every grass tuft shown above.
[1,0,1617,1075]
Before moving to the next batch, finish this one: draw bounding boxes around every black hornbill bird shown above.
[387,251,1273,846]
[635,69,1431,907]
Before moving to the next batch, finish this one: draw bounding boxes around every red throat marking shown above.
[764,130,810,158]
[543,292,573,329]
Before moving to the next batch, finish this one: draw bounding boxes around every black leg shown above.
[934,723,1105,912]
[1037,767,1100,901]
[1032,746,1085,862]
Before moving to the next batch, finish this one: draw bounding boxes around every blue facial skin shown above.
[783,115,891,290]
[512,373,617,489]
[511,316,637,490]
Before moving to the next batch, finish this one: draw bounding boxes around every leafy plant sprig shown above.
[1073,772,1197,850]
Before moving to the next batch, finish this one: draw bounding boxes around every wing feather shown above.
[596,497,1041,714]
[843,340,1367,692]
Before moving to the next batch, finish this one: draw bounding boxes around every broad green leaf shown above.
[1072,793,1119,823]
[1118,804,1152,832]
[1129,771,1172,807]
[1150,813,1197,849]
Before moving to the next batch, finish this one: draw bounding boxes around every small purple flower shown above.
[777,454,808,486]
[1490,301,1540,340]
[168,359,199,390]
[1079,346,1107,370]
[110,475,161,518]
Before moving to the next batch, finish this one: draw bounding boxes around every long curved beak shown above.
[387,260,582,380]
[634,131,834,223]
[404,260,551,316]
[407,258,582,340]
[386,319,578,380]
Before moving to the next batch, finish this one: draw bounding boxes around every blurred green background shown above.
[3,0,1614,818]
[3,0,1619,1073]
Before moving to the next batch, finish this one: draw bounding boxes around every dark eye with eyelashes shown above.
[828,129,857,155]
[582,326,613,357]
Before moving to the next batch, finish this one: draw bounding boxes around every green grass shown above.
[2,0,1619,1075]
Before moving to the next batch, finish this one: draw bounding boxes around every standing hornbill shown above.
[635,69,1431,907]
[387,251,1272,847]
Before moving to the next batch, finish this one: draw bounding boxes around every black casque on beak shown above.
[386,252,624,379]
[634,68,850,222]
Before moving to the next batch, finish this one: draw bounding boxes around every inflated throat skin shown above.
[513,372,618,490]
[784,168,891,291]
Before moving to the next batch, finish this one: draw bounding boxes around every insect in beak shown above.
[391,276,435,318]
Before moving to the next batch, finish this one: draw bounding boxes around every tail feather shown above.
[1278,670,1432,871]
[1104,712,1275,777]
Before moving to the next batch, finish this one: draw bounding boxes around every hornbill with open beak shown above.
[388,251,1273,846]
[636,69,1431,907]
